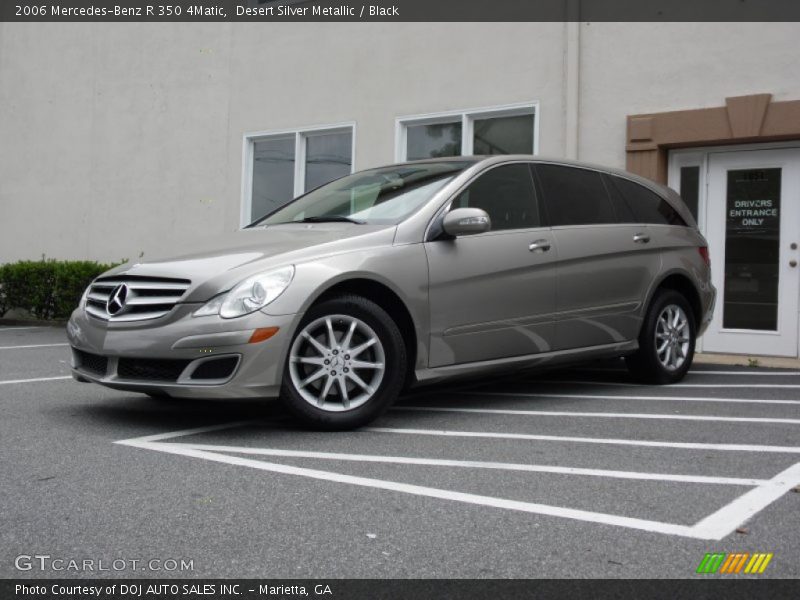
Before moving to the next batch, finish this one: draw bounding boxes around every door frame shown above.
[668,142,800,357]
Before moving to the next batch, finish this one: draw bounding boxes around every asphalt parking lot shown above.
[1,324,799,578]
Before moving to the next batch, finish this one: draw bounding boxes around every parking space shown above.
[1,324,799,578]
[0,326,71,383]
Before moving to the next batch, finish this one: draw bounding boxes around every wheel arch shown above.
[646,270,703,328]
[302,276,421,384]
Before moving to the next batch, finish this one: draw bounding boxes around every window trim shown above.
[394,102,540,162]
[241,122,356,227]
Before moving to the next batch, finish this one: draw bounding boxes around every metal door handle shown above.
[633,233,650,244]
[529,239,551,252]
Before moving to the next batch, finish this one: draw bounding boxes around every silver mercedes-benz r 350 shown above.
[68,156,715,429]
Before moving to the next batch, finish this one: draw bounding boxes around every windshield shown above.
[254,161,473,226]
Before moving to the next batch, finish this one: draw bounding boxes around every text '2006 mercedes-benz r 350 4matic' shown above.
[68,156,715,429]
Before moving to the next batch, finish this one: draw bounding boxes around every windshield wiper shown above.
[299,216,366,224]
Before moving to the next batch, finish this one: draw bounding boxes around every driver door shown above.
[424,163,558,367]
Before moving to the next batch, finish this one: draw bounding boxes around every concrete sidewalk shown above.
[695,352,800,369]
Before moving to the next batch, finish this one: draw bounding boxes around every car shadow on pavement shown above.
[57,393,292,434]
[59,358,633,436]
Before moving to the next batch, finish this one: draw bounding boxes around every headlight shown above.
[79,285,91,309]
[193,266,295,319]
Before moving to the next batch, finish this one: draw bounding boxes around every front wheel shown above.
[279,295,407,430]
[625,290,696,384]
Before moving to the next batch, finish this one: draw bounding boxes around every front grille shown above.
[190,357,239,381]
[117,358,192,382]
[74,349,108,377]
[85,275,191,322]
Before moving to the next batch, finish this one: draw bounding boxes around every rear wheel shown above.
[279,295,407,430]
[626,289,696,384]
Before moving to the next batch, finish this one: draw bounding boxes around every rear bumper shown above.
[66,304,300,399]
[697,282,716,337]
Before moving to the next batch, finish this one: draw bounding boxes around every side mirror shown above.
[442,208,491,237]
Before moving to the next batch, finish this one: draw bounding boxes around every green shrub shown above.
[0,259,120,320]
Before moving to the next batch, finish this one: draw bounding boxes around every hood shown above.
[101,223,397,302]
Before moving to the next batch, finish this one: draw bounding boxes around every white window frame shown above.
[240,122,356,227]
[394,102,540,162]
[668,150,708,233]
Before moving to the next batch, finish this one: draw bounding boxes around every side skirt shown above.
[413,340,638,384]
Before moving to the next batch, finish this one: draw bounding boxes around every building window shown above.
[243,124,354,225]
[395,103,538,162]
[668,151,705,228]
[406,122,463,161]
[679,166,701,223]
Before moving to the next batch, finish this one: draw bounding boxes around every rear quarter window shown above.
[609,175,687,226]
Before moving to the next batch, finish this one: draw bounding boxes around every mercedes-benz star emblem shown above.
[106,284,129,316]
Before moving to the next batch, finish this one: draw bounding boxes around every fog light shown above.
[249,327,279,344]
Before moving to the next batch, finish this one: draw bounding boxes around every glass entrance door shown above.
[703,148,800,357]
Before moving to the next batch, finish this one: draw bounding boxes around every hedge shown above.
[0,259,120,320]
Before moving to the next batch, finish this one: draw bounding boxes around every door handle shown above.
[633,233,650,244]
[529,239,551,253]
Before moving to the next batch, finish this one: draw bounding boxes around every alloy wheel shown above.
[654,304,691,371]
[288,314,386,412]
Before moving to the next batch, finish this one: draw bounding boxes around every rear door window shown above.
[609,175,687,226]
[534,164,616,226]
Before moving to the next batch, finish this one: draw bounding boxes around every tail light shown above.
[698,246,710,267]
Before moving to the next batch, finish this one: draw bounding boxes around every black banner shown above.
[4,579,800,600]
[3,0,800,22]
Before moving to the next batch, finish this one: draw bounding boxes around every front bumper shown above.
[66,303,299,399]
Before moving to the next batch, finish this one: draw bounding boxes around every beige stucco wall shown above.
[1,22,798,263]
[0,22,566,263]
[578,22,800,169]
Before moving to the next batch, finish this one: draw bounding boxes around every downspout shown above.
[564,5,581,160]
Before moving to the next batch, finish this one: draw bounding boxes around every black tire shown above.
[625,289,696,384]
[279,295,407,430]
[143,391,176,401]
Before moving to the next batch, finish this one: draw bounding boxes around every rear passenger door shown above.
[533,164,661,350]
[606,172,691,259]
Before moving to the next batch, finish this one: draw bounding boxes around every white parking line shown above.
[0,376,72,385]
[394,406,800,425]
[0,343,69,350]
[180,443,767,486]
[366,427,800,453]
[115,424,800,540]
[462,391,800,406]
[122,439,704,538]
[691,463,800,540]
[123,421,259,443]
[536,379,800,389]
[0,326,47,331]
